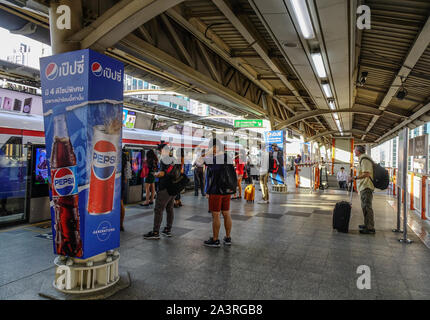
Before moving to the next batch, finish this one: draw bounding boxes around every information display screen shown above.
[125,111,136,128]
[34,147,48,184]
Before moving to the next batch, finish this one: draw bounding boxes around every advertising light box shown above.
[40,49,123,259]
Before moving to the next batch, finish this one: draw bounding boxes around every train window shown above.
[0,139,28,225]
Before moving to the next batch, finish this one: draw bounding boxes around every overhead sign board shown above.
[413,134,428,157]
[264,130,284,145]
[234,119,263,128]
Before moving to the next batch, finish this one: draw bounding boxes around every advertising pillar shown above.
[264,130,285,185]
[40,49,124,259]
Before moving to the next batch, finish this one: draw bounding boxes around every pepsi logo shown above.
[53,167,76,196]
[45,62,58,80]
[92,140,117,180]
[91,62,103,77]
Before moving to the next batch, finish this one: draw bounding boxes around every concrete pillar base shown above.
[39,271,130,300]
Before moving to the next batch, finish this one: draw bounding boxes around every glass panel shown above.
[0,140,28,224]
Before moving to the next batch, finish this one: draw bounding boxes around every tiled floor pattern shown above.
[1,178,430,300]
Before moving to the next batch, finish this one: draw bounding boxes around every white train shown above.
[0,110,245,225]
[0,110,242,151]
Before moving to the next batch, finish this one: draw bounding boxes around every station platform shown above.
[1,178,430,300]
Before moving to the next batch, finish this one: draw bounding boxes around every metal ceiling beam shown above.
[376,100,430,144]
[160,13,194,68]
[362,14,430,137]
[305,129,377,142]
[165,8,273,96]
[274,106,385,130]
[211,0,313,116]
[119,34,266,116]
[73,0,184,51]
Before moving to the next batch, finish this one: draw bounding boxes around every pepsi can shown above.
[88,125,120,215]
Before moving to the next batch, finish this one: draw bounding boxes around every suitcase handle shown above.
[349,179,354,204]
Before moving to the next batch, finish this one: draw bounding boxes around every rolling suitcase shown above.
[244,184,255,203]
[332,180,354,233]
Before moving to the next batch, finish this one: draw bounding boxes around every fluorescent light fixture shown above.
[328,101,336,110]
[290,0,315,39]
[322,84,332,98]
[333,113,339,120]
[311,53,327,78]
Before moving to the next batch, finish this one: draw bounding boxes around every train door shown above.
[26,144,50,223]
[123,147,144,204]
[0,136,29,226]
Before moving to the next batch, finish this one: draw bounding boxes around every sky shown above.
[0,27,51,69]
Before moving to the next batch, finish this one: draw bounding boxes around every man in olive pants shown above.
[258,143,270,204]
[349,145,375,234]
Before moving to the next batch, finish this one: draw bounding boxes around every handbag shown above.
[141,161,149,178]
[218,164,238,195]
[166,173,190,196]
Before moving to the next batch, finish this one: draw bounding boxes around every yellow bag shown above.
[244,184,255,203]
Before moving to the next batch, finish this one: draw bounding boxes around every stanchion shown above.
[392,186,403,233]
[399,187,413,244]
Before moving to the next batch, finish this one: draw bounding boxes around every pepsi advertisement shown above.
[40,49,123,259]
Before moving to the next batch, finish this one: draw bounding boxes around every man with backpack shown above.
[203,138,237,248]
[349,145,376,234]
[143,143,183,239]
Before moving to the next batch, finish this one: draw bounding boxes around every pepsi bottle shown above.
[50,114,83,258]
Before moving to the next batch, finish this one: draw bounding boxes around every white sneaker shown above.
[258,200,268,204]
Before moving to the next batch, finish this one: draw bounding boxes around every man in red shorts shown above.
[203,138,236,247]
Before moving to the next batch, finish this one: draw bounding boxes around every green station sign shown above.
[234,119,264,128]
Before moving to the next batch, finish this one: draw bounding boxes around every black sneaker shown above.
[140,203,150,207]
[143,231,160,239]
[161,228,172,237]
[358,225,366,229]
[359,228,376,234]
[223,237,232,246]
[204,237,220,248]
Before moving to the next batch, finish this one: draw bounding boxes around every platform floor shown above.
[1,178,430,300]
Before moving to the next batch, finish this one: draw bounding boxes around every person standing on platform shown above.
[143,143,178,239]
[258,143,270,204]
[120,151,132,232]
[174,149,184,208]
[193,149,206,196]
[337,167,348,190]
[141,149,158,207]
[204,138,235,248]
[349,145,375,234]
[232,151,245,200]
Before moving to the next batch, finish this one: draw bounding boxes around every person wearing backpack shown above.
[349,145,376,234]
[143,143,179,239]
[141,149,158,207]
[203,138,237,248]
[193,148,206,196]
